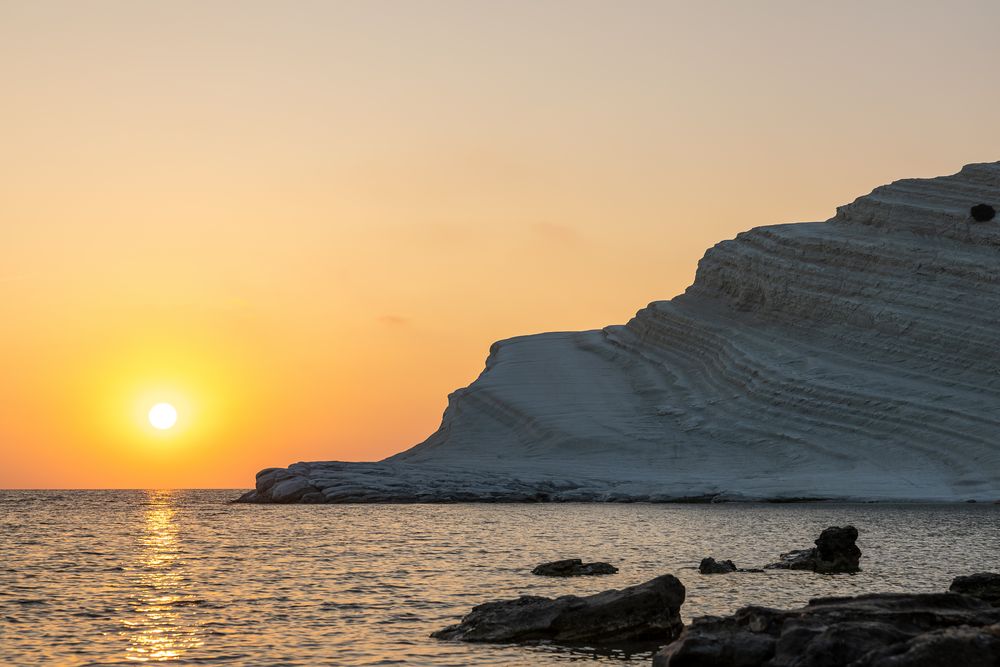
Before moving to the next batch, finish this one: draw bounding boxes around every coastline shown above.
[239,163,1000,507]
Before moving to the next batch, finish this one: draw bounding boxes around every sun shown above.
[148,403,178,430]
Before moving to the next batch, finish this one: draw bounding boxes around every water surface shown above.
[2,490,998,665]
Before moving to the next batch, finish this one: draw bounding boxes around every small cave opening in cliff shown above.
[969,203,996,222]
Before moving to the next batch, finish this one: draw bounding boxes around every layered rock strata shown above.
[240,162,1000,504]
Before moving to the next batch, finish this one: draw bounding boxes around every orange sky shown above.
[2,1,999,488]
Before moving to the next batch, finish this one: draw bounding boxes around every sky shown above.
[2,0,999,488]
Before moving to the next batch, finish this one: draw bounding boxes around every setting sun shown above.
[148,403,178,430]
[3,2,1000,666]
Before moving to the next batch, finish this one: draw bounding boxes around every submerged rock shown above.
[950,572,1000,607]
[431,573,684,646]
[765,525,861,573]
[699,557,737,574]
[531,558,618,576]
[698,557,764,574]
[653,591,1000,666]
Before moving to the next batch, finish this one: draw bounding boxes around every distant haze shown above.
[2,0,999,488]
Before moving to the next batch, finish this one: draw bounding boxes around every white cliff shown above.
[241,162,1000,503]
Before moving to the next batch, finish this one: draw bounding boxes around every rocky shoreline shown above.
[654,584,1000,666]
[430,527,1000,664]
[434,569,1000,666]
[233,464,1000,505]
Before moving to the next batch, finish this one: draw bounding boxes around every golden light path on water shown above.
[2,491,1000,664]
[122,490,203,662]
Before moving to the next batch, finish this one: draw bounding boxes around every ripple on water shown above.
[0,490,998,665]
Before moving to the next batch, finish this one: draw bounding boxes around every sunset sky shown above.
[2,1,999,488]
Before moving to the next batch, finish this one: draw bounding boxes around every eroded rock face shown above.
[431,574,684,646]
[766,525,861,573]
[240,162,1000,505]
[653,592,1000,667]
[235,467,326,504]
[951,572,1000,607]
[531,559,618,576]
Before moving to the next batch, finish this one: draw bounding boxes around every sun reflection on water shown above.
[121,490,204,662]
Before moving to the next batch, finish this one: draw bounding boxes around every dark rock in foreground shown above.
[431,574,684,646]
[653,591,1000,666]
[950,572,1000,607]
[532,558,618,576]
[765,525,861,573]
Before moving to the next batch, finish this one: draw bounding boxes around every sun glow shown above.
[148,403,178,430]
[60,335,260,487]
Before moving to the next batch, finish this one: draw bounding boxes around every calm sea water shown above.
[2,490,998,665]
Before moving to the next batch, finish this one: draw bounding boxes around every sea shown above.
[2,490,998,665]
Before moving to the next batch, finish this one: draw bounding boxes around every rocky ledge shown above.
[431,574,684,646]
[654,573,1000,666]
[432,570,1000,663]
[951,572,1000,607]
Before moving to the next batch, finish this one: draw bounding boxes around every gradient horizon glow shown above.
[2,1,999,488]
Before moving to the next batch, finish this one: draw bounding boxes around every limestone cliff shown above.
[240,162,1000,503]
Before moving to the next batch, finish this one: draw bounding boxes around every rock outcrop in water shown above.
[698,557,763,574]
[699,557,738,574]
[652,587,1000,666]
[430,573,684,646]
[765,525,862,574]
[532,559,618,576]
[239,162,1000,504]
